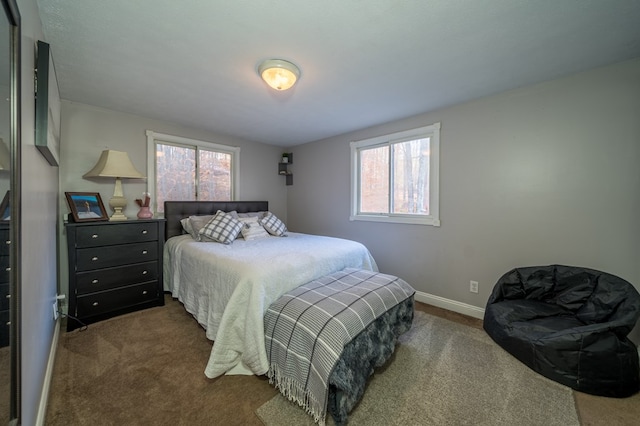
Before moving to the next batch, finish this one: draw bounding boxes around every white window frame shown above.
[350,122,440,226]
[146,130,240,216]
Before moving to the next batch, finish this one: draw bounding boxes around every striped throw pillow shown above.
[240,217,270,241]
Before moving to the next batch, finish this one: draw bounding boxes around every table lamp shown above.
[83,150,145,221]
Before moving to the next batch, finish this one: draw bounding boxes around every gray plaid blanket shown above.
[264,268,415,425]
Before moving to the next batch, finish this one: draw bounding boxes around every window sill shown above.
[349,214,440,227]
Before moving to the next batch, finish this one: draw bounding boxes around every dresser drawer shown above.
[76,281,159,318]
[0,309,8,348]
[76,261,158,294]
[0,234,10,256]
[76,242,158,271]
[75,222,158,248]
[0,283,9,311]
[0,255,9,284]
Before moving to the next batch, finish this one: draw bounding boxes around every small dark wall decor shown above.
[35,40,61,166]
[65,192,109,222]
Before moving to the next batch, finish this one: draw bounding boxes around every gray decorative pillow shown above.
[198,210,243,244]
[188,214,216,239]
[180,218,194,237]
[260,212,287,236]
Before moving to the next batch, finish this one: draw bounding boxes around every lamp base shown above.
[109,211,129,221]
[109,196,129,221]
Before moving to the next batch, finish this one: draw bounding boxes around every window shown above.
[146,130,240,215]
[350,123,440,226]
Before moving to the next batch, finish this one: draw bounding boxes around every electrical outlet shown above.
[470,280,479,294]
[52,302,59,320]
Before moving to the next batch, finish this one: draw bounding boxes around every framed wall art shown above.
[65,192,109,222]
[35,40,61,167]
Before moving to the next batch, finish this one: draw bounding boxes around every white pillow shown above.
[180,218,194,236]
[198,211,243,244]
[239,216,270,241]
[260,212,287,236]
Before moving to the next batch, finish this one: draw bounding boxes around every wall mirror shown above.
[0,0,21,424]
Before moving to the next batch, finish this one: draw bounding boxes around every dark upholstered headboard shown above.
[164,201,269,240]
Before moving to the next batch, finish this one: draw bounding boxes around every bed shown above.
[163,201,414,424]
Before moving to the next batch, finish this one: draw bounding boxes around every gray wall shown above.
[18,0,60,424]
[58,100,288,299]
[287,59,640,340]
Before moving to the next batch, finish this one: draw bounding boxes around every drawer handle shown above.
[142,270,148,275]
[5,294,9,299]
[6,321,9,326]
[92,256,99,261]
[142,250,148,255]
[5,267,10,272]
[92,234,99,239]
[92,279,99,284]
[142,230,148,234]
[5,240,10,245]
[142,290,148,295]
[92,302,99,307]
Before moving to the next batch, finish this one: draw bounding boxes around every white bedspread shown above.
[163,232,378,378]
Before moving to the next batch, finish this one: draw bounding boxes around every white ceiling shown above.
[37,1,640,147]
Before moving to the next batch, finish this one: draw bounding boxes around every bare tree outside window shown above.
[155,144,196,212]
[360,145,389,213]
[198,149,231,200]
[359,138,430,215]
[351,122,440,226]
[155,142,232,213]
[392,138,430,215]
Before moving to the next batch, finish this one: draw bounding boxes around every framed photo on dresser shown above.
[65,192,109,222]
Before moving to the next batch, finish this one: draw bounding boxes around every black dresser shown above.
[0,222,9,347]
[65,219,165,331]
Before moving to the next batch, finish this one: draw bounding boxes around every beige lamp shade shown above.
[258,59,300,91]
[83,150,145,221]
[83,149,144,179]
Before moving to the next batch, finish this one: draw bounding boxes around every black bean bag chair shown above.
[483,264,640,398]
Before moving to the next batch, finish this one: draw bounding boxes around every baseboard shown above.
[414,290,485,320]
[36,318,62,426]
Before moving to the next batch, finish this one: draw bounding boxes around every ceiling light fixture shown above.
[258,59,300,91]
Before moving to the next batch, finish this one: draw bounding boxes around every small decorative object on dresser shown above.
[64,219,165,331]
[65,192,109,222]
[135,192,153,219]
